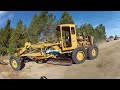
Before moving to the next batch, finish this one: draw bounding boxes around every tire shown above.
[88,44,99,60]
[9,56,25,71]
[72,47,87,64]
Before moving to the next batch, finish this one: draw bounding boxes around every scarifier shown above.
[9,24,99,71]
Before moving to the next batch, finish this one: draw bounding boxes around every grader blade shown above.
[46,58,72,66]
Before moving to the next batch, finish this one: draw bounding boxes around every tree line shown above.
[0,11,106,56]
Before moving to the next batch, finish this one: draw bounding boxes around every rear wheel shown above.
[88,44,98,60]
[72,47,87,64]
[9,56,25,71]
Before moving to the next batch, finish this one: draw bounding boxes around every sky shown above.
[0,11,120,37]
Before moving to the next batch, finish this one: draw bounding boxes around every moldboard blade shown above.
[46,58,72,66]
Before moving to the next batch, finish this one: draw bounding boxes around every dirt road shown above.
[0,40,120,79]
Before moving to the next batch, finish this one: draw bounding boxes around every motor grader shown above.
[9,24,98,71]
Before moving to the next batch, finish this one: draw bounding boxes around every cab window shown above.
[71,27,75,34]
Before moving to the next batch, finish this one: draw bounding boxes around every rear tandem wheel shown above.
[87,44,99,60]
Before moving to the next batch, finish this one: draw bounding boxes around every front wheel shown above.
[72,47,87,64]
[9,56,25,71]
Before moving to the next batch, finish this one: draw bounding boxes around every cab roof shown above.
[57,24,75,27]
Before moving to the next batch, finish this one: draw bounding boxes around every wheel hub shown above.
[11,59,18,68]
[76,51,84,61]
[92,49,97,56]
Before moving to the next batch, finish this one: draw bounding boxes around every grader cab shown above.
[9,24,98,71]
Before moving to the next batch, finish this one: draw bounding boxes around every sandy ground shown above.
[0,40,120,79]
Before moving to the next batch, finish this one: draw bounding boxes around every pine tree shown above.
[0,19,12,55]
[28,13,39,43]
[3,19,11,48]
[8,20,26,54]
[94,24,106,42]
[95,24,106,41]
[28,11,58,43]
[79,23,94,36]
[60,11,74,24]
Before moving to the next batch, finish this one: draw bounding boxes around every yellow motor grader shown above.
[9,24,98,71]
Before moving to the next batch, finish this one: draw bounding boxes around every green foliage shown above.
[77,23,106,43]
[8,20,28,54]
[60,11,74,24]
[79,23,94,36]
[0,47,7,56]
[0,19,11,55]
[3,19,11,48]
[28,13,39,43]
[28,11,58,43]
[94,24,106,42]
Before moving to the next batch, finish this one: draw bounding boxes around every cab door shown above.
[61,26,72,51]
[61,26,77,51]
[70,27,78,49]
